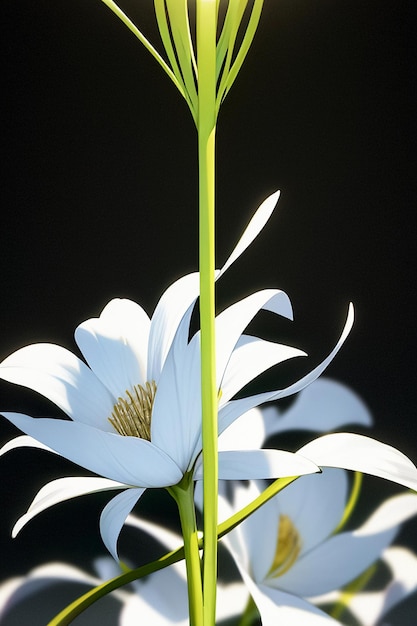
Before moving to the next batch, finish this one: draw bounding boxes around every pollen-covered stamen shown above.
[108,380,157,441]
[268,514,302,578]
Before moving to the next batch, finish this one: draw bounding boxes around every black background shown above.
[1,1,416,623]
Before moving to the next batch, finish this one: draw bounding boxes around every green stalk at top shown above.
[196,3,218,624]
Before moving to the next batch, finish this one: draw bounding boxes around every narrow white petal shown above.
[120,595,188,626]
[217,303,354,435]
[2,413,183,487]
[240,489,283,583]
[264,377,372,437]
[0,563,102,620]
[100,488,145,561]
[0,434,55,457]
[359,493,417,534]
[151,333,202,471]
[148,192,280,380]
[0,344,114,428]
[75,298,151,397]
[120,565,189,625]
[125,515,183,553]
[298,432,417,491]
[237,564,341,626]
[216,289,293,390]
[194,449,319,480]
[219,191,280,277]
[220,335,305,404]
[147,273,200,380]
[12,476,125,538]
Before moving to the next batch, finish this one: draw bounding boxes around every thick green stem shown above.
[169,477,203,626]
[196,2,218,625]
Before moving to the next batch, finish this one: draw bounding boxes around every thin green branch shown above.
[216,0,247,86]
[334,471,363,533]
[165,0,198,110]
[216,0,264,111]
[98,0,193,111]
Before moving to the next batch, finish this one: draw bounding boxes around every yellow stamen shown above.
[108,380,157,441]
[268,514,301,578]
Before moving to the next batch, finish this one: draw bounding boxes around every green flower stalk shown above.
[95,2,264,623]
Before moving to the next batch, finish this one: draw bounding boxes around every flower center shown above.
[267,514,301,578]
[108,380,157,441]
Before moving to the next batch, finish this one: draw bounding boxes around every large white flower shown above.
[219,471,417,626]
[1,192,356,559]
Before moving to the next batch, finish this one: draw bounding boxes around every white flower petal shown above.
[275,493,417,598]
[125,515,183,553]
[0,434,55,456]
[218,303,355,435]
[238,564,341,626]
[0,344,114,428]
[120,565,189,625]
[298,432,417,491]
[240,490,283,583]
[100,488,145,561]
[220,335,306,404]
[151,333,202,471]
[216,289,293,390]
[147,273,200,380]
[12,476,125,538]
[219,190,280,278]
[1,413,183,487]
[194,449,319,480]
[264,377,372,437]
[218,407,267,451]
[0,563,101,620]
[75,298,151,397]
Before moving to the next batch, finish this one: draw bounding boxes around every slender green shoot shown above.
[334,471,363,533]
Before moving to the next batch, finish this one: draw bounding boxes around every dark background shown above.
[1,0,416,623]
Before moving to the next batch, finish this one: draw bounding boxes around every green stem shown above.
[334,471,363,533]
[169,476,204,626]
[196,2,218,625]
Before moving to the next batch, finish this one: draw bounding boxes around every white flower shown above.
[1,192,354,560]
[219,471,417,626]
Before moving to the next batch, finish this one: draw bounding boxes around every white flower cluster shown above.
[1,383,417,624]
[1,195,417,624]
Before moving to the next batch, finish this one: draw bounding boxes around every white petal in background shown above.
[298,432,417,492]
